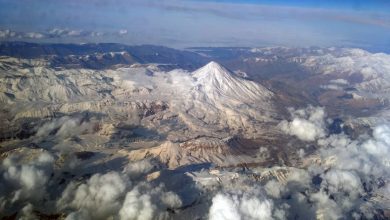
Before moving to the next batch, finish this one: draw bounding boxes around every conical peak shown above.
[205,61,222,68]
[193,61,231,79]
[203,61,226,72]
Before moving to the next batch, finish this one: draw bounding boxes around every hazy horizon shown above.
[1,0,390,51]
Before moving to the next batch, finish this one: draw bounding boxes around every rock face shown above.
[124,137,261,168]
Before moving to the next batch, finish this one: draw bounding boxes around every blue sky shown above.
[201,0,390,10]
[0,0,389,51]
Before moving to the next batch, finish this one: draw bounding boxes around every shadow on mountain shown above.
[0,110,106,142]
[156,163,211,210]
[108,124,166,147]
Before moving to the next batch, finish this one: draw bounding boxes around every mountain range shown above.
[0,42,389,219]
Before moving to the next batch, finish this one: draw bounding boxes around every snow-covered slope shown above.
[192,61,272,103]
[168,61,275,139]
[302,48,390,101]
[123,62,276,166]
[0,59,278,166]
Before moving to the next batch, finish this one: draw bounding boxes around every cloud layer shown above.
[0,28,127,40]
[0,147,181,219]
[1,105,389,219]
[1,0,390,48]
[208,106,389,219]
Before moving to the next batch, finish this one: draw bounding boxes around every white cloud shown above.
[320,84,343,90]
[57,172,128,219]
[209,194,241,220]
[123,159,155,179]
[48,28,103,38]
[362,124,390,157]
[0,29,45,39]
[0,150,54,215]
[322,169,363,198]
[0,28,115,40]
[119,187,156,220]
[35,116,95,139]
[119,183,182,220]
[310,191,343,220]
[258,108,390,219]
[56,159,181,219]
[1,101,389,220]
[0,29,17,38]
[279,106,327,141]
[119,29,128,35]
[17,203,39,220]
[64,210,91,220]
[24,32,45,39]
[209,189,286,220]
[308,123,390,218]
[329,79,349,85]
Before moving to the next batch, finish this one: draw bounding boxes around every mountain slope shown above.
[169,61,276,138]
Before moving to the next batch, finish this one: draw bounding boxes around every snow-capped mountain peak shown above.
[192,61,232,80]
[191,61,273,104]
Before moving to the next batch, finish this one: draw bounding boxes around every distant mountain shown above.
[0,42,208,70]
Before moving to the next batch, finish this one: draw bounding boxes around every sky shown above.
[0,0,390,51]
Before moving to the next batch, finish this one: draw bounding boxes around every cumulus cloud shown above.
[58,172,128,219]
[58,175,182,220]
[311,123,390,218]
[310,191,343,220]
[318,124,390,178]
[35,116,95,139]
[56,159,181,219]
[215,106,390,219]
[279,106,327,141]
[209,188,286,220]
[0,150,54,215]
[0,144,181,219]
[17,203,39,220]
[123,158,156,179]
[2,103,389,219]
[119,187,156,220]
[275,106,390,218]
[286,125,390,219]
[119,182,182,220]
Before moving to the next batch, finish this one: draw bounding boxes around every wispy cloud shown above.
[132,0,390,28]
[0,0,389,48]
[0,28,127,40]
